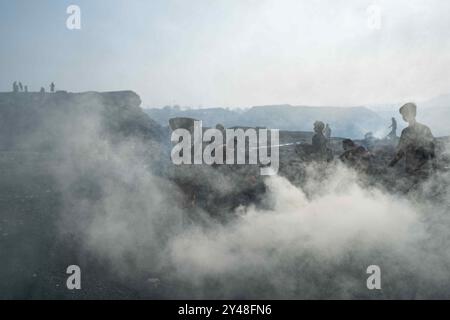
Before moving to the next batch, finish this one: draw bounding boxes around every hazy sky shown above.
[1,0,450,107]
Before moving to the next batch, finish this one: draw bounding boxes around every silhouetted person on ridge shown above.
[19,82,23,92]
[40,87,45,93]
[50,82,55,93]
[387,117,397,140]
[389,103,435,174]
[214,123,226,164]
[13,81,18,93]
[24,85,28,93]
[324,123,331,140]
[215,123,226,141]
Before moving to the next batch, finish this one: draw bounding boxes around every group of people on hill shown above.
[12,81,55,93]
[310,102,436,176]
[12,81,28,93]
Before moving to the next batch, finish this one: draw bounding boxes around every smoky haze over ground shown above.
[2,0,450,300]
[1,92,450,299]
[48,111,450,299]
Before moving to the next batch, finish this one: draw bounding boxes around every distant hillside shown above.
[145,104,386,139]
[368,94,450,137]
[421,93,450,109]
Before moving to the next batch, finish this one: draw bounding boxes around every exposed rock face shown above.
[0,91,165,150]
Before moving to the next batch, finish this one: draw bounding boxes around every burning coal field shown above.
[1,92,450,299]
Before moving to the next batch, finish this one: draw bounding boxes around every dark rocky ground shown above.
[1,91,449,299]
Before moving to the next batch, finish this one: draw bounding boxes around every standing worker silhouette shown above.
[324,123,331,140]
[311,121,332,161]
[389,103,435,174]
[387,117,397,140]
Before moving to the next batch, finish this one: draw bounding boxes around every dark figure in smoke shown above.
[12,81,18,93]
[340,139,371,171]
[18,82,23,92]
[389,103,435,174]
[363,132,377,151]
[215,123,225,142]
[40,87,45,93]
[312,121,327,151]
[50,82,55,93]
[311,121,332,161]
[214,123,226,164]
[24,85,28,93]
[324,123,331,140]
[387,117,397,140]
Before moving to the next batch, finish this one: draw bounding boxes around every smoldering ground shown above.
[57,120,450,298]
[1,94,450,299]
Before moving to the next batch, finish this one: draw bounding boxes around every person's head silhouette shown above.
[399,102,417,124]
[314,121,325,134]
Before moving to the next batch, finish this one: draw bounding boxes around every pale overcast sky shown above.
[1,0,450,107]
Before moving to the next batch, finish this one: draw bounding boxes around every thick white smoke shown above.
[167,167,438,298]
[48,102,450,299]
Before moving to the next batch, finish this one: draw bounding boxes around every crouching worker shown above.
[339,139,371,171]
